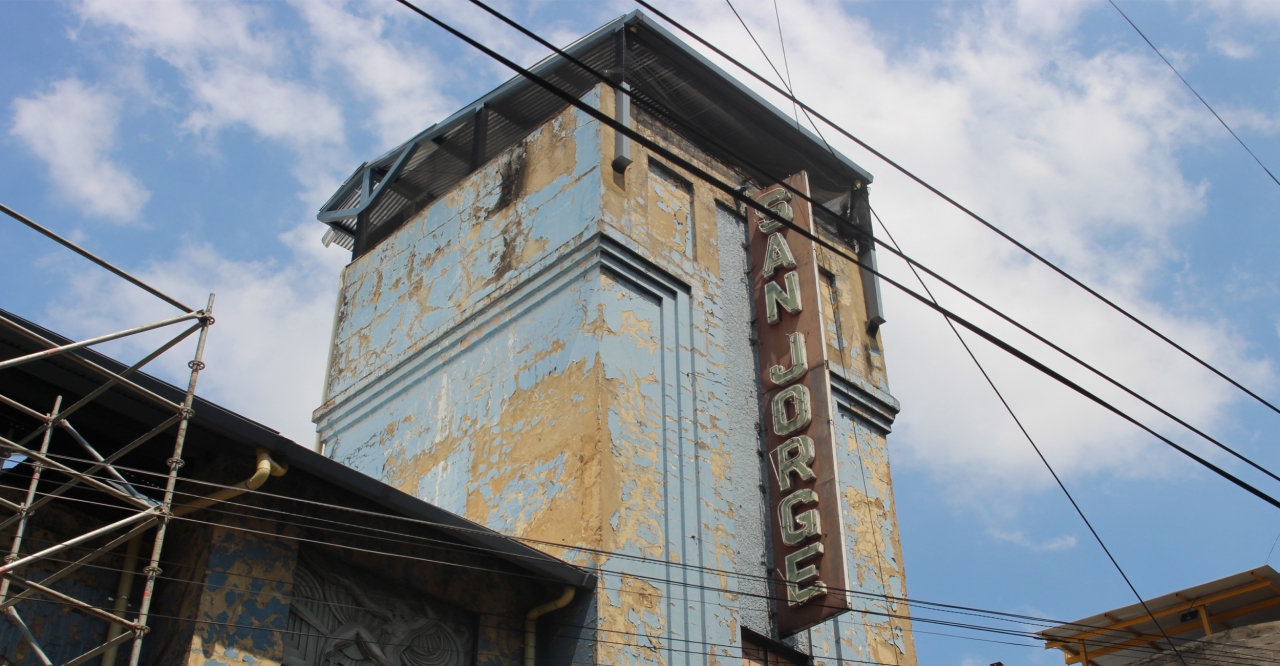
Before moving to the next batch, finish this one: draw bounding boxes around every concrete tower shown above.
[314,12,914,666]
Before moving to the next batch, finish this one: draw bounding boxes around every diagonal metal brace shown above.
[0,435,157,514]
[66,629,139,666]
[0,517,158,612]
[0,508,159,577]
[0,311,200,372]
[0,414,179,533]
[3,573,144,629]
[5,607,53,666]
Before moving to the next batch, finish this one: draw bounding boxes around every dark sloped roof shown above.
[318,10,873,255]
[0,309,594,590]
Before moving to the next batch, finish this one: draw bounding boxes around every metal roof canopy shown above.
[1039,565,1280,665]
[318,10,875,257]
[0,309,595,591]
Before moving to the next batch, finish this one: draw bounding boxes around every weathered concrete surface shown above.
[183,519,295,666]
[316,82,915,665]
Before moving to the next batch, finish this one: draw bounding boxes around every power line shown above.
[13,486,1269,664]
[12,458,1280,665]
[463,0,1280,493]
[869,207,1189,666]
[402,0,1280,512]
[14,487,1275,666]
[629,0,1280,421]
[0,202,193,312]
[1107,0,1280,190]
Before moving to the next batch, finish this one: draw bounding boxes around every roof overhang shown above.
[318,10,874,256]
[1039,566,1280,665]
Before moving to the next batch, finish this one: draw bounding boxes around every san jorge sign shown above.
[748,172,852,636]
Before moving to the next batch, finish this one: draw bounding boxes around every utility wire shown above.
[403,0,1280,511]
[630,0,1280,420]
[869,207,1188,666]
[13,459,1279,665]
[1107,0,1280,189]
[463,0,1280,491]
[14,485,1266,664]
[0,202,192,312]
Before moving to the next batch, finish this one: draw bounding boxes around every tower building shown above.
[314,11,914,665]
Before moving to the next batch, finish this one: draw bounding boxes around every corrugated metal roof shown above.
[318,10,874,257]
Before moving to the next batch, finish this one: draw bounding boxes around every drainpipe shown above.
[173,448,287,517]
[100,535,141,666]
[524,586,575,666]
[101,448,287,666]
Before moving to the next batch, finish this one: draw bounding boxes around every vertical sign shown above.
[749,172,851,636]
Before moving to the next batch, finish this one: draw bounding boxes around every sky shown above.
[1,0,1279,663]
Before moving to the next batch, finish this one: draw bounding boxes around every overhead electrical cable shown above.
[15,463,1280,666]
[15,485,1265,663]
[629,0,1280,420]
[1107,0,1280,189]
[869,208,1189,666]
[400,0,1280,511]
[0,202,193,312]
[463,0,1280,490]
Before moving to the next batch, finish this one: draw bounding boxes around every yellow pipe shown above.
[525,586,575,666]
[101,449,287,666]
[100,534,141,666]
[173,448,287,517]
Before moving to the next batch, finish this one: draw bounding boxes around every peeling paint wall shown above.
[316,82,915,665]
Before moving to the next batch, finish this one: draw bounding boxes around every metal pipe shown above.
[173,448,287,517]
[0,311,200,372]
[0,396,60,606]
[6,607,53,666]
[0,518,157,612]
[524,586,575,666]
[0,508,159,577]
[0,315,196,429]
[0,393,45,421]
[61,422,147,495]
[128,294,214,666]
[100,535,141,666]
[0,202,192,312]
[0,413,182,534]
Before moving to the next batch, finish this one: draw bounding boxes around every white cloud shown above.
[45,223,348,447]
[989,529,1079,552]
[290,0,455,149]
[73,0,348,203]
[9,78,150,222]
[1211,37,1256,59]
[678,0,1273,503]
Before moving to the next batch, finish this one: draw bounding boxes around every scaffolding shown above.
[0,203,214,666]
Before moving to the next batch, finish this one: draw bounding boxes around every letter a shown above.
[762,233,797,278]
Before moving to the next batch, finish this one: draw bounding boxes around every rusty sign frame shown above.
[749,172,852,636]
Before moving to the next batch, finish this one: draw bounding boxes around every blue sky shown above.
[2,1,1279,663]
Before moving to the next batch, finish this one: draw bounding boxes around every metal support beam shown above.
[469,105,490,172]
[0,413,178,534]
[0,396,60,607]
[60,421,150,501]
[127,293,214,666]
[0,311,199,372]
[6,607,53,666]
